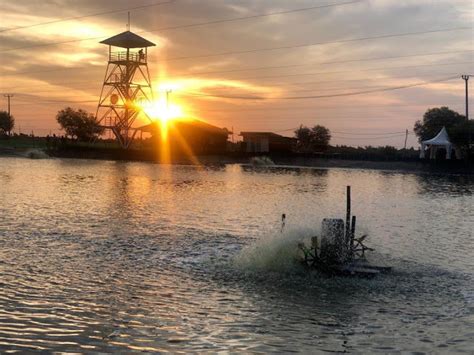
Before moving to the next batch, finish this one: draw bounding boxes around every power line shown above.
[2,63,467,101]
[142,1,363,33]
[250,71,461,88]
[0,0,175,33]
[165,27,471,61]
[3,82,387,96]
[48,65,451,101]
[0,1,362,53]
[332,133,411,138]
[2,68,467,106]
[10,99,97,107]
[4,72,462,112]
[197,61,471,82]
[11,94,464,110]
[1,68,463,109]
[278,75,458,100]
[1,66,99,78]
[3,85,390,95]
[331,134,408,140]
[274,127,299,133]
[5,73,462,103]
[3,49,469,80]
[273,127,413,138]
[331,131,408,135]
[0,25,469,65]
[173,49,474,77]
[200,101,464,112]
[179,75,458,100]
[0,70,460,95]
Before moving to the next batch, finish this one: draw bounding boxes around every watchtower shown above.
[96,30,156,148]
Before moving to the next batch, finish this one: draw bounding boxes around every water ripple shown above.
[0,158,472,352]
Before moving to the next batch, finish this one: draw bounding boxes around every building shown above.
[140,119,230,155]
[240,132,296,153]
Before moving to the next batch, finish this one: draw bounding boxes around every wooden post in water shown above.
[351,215,356,251]
[345,186,351,246]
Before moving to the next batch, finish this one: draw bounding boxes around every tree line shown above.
[293,106,473,156]
[1,106,472,158]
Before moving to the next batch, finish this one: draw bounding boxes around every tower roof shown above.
[100,31,156,48]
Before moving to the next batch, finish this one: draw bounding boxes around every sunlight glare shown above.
[144,97,184,124]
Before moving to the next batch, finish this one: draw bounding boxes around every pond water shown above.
[0,157,473,353]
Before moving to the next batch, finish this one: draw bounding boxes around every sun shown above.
[144,97,184,124]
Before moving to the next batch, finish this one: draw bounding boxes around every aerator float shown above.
[294,186,392,277]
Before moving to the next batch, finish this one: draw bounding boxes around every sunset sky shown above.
[0,0,472,147]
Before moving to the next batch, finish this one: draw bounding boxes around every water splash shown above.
[233,226,318,273]
[249,156,275,166]
[233,217,374,274]
[24,149,50,159]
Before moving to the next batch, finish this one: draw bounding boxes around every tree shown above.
[311,125,331,151]
[414,107,466,142]
[414,107,474,155]
[450,119,474,149]
[56,107,104,141]
[294,124,331,152]
[294,125,312,151]
[0,111,14,136]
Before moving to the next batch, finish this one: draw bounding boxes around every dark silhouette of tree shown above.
[450,119,474,149]
[311,125,331,151]
[294,124,331,152]
[294,125,312,151]
[414,107,465,142]
[0,111,14,136]
[414,107,473,154]
[56,107,104,141]
[327,145,413,160]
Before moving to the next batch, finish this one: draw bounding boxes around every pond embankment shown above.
[1,143,473,174]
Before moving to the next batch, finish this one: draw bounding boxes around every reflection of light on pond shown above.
[0,160,472,352]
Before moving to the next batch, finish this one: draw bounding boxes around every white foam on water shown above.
[24,149,50,159]
[232,216,376,275]
[233,226,318,273]
[249,156,275,166]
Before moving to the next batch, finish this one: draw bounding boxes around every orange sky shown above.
[0,0,472,147]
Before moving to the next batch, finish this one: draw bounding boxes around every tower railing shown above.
[109,51,147,63]
[98,32,155,149]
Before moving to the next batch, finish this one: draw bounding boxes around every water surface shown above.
[0,157,473,353]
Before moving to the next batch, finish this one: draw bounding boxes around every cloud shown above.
[0,0,472,146]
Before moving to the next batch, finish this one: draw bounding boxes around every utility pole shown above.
[404,129,408,149]
[461,75,471,146]
[3,94,13,116]
[461,75,469,120]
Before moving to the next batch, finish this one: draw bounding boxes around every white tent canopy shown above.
[420,126,453,159]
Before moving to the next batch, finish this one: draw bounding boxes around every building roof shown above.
[240,131,296,140]
[184,119,230,135]
[138,119,229,136]
[100,31,156,48]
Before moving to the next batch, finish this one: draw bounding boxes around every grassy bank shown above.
[0,136,47,149]
[1,137,473,174]
[45,144,474,174]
